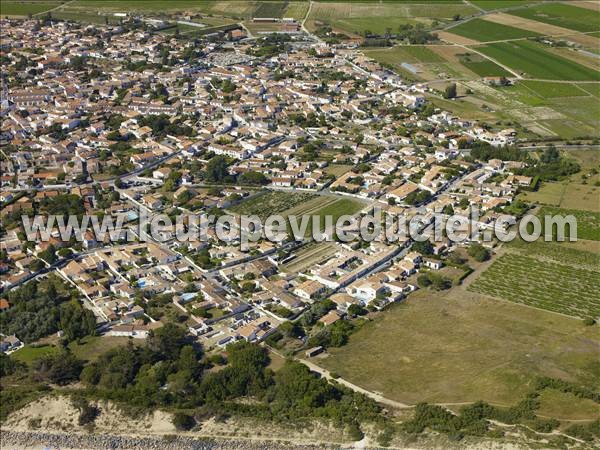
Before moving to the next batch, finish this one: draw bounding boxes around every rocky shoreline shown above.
[0,430,337,450]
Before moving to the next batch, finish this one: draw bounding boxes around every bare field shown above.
[437,30,480,45]
[569,1,600,12]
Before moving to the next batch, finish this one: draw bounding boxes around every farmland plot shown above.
[448,18,540,42]
[468,253,600,318]
[476,41,600,81]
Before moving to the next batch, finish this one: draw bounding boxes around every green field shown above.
[459,53,512,77]
[519,80,590,98]
[0,0,61,16]
[10,345,59,365]
[509,237,599,270]
[577,82,600,97]
[477,41,600,81]
[254,1,288,18]
[537,206,600,241]
[508,3,600,33]
[469,253,600,319]
[448,18,540,42]
[319,288,600,410]
[470,0,538,10]
[364,45,444,65]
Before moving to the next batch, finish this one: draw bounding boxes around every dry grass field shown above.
[319,288,600,414]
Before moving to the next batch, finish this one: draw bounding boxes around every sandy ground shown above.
[437,31,480,45]
[1,395,537,450]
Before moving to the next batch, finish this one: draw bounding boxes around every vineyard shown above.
[469,253,600,319]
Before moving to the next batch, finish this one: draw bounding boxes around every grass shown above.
[68,335,133,361]
[0,1,61,16]
[254,1,288,18]
[509,237,599,271]
[518,80,590,98]
[476,40,600,81]
[537,206,600,241]
[537,389,600,421]
[508,3,600,33]
[468,253,600,318]
[364,45,444,65]
[319,288,600,411]
[459,53,512,77]
[11,345,59,365]
[448,18,540,42]
[470,0,538,10]
[519,181,565,206]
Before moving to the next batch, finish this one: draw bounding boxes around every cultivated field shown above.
[230,191,317,220]
[306,1,477,35]
[0,0,61,16]
[470,0,539,10]
[447,17,541,42]
[476,41,600,81]
[507,3,600,33]
[319,288,600,411]
[468,253,600,318]
[458,52,511,77]
[537,206,600,241]
[281,242,338,273]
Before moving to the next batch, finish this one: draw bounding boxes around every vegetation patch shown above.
[448,18,540,42]
[508,3,600,33]
[477,41,600,81]
[468,253,600,318]
[458,52,511,77]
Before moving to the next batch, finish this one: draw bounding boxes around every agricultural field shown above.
[319,288,600,410]
[508,3,600,33]
[280,242,338,273]
[518,80,591,98]
[365,45,488,81]
[468,253,600,319]
[0,1,61,16]
[254,1,288,18]
[447,18,541,42]
[282,196,364,237]
[230,191,317,220]
[306,1,478,35]
[509,238,599,270]
[457,52,511,77]
[476,41,600,81]
[470,0,538,10]
[537,206,600,241]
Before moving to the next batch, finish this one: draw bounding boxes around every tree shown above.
[32,351,83,385]
[59,301,97,342]
[238,171,269,185]
[444,83,457,99]
[204,155,230,183]
[467,243,490,262]
[412,240,434,255]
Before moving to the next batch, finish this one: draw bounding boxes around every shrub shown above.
[172,412,196,431]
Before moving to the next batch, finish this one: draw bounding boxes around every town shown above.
[1,8,597,449]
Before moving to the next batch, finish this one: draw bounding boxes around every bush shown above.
[467,243,490,262]
[172,412,196,431]
[347,421,364,441]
